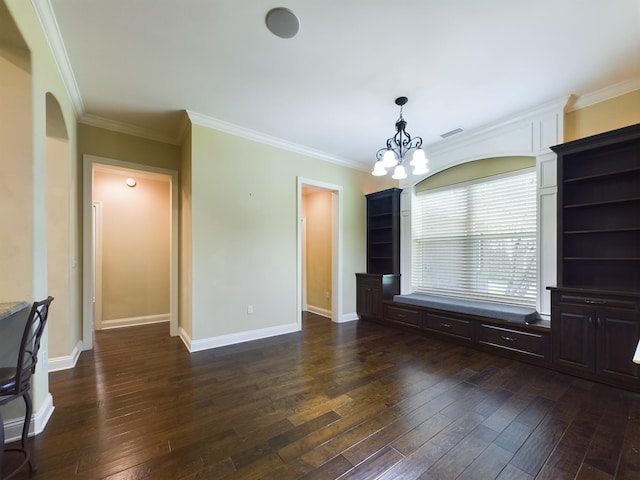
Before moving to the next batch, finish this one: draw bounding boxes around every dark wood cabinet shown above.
[550,123,640,391]
[550,288,639,389]
[356,273,399,322]
[357,188,402,322]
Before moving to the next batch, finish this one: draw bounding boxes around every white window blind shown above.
[412,169,537,306]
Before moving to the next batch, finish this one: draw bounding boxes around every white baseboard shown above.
[48,340,83,372]
[101,313,170,330]
[305,307,358,323]
[180,323,300,353]
[2,393,55,444]
[306,305,331,318]
[334,312,359,323]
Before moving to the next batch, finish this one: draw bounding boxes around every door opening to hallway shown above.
[83,156,179,350]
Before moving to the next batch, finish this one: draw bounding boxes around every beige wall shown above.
[0,23,32,302]
[303,189,332,312]
[78,123,181,171]
[188,124,372,340]
[93,169,171,322]
[565,89,640,141]
[46,133,71,354]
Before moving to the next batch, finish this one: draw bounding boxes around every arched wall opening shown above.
[46,92,74,359]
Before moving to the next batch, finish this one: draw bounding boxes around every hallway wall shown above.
[93,168,171,325]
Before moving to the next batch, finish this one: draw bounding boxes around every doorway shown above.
[297,178,343,326]
[82,155,179,350]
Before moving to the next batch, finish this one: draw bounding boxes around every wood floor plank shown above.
[535,384,607,480]
[425,424,499,479]
[457,442,514,480]
[336,446,403,480]
[581,389,631,476]
[497,463,535,480]
[615,398,640,480]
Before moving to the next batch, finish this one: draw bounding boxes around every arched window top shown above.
[416,156,535,193]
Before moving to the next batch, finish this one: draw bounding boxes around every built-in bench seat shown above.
[393,293,540,324]
[378,293,550,366]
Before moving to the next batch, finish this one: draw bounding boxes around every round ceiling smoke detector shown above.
[265,8,300,39]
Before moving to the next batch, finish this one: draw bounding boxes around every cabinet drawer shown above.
[424,312,473,340]
[479,324,549,359]
[356,274,381,288]
[384,304,422,327]
[556,294,638,312]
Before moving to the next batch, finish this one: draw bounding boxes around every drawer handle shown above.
[584,299,606,305]
[501,335,516,343]
[397,314,406,319]
[440,322,452,328]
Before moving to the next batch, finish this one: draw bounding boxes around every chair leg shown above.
[22,393,36,473]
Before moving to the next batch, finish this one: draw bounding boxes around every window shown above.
[412,169,537,306]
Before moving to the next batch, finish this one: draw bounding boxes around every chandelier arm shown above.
[376,146,390,161]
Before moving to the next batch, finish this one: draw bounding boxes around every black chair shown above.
[0,297,53,480]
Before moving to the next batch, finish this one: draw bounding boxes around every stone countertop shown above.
[0,301,29,321]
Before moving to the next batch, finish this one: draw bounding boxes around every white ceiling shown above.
[45,0,640,170]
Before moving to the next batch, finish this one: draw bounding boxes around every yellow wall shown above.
[93,169,171,322]
[78,123,181,171]
[46,134,71,354]
[188,124,371,339]
[303,189,332,312]
[416,156,536,192]
[565,89,640,141]
[0,38,32,302]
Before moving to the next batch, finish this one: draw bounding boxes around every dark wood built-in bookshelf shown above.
[549,123,640,391]
[365,188,401,275]
[356,188,401,323]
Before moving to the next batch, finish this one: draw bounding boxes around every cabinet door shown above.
[596,310,640,382]
[553,306,595,372]
[356,280,382,319]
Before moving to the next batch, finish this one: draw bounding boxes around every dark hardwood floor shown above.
[4,313,640,479]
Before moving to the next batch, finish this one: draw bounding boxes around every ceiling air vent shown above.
[440,127,464,139]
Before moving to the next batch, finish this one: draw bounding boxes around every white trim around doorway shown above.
[297,177,344,326]
[82,154,179,351]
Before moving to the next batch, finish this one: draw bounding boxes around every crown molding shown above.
[79,114,181,145]
[32,0,84,117]
[567,77,640,112]
[426,96,570,156]
[186,110,365,171]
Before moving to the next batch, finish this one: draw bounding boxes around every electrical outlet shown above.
[247,305,254,314]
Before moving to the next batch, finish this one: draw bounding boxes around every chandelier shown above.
[372,96,429,179]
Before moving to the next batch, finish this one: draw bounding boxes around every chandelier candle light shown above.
[372,96,429,179]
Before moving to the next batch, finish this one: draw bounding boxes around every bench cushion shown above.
[393,293,539,324]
